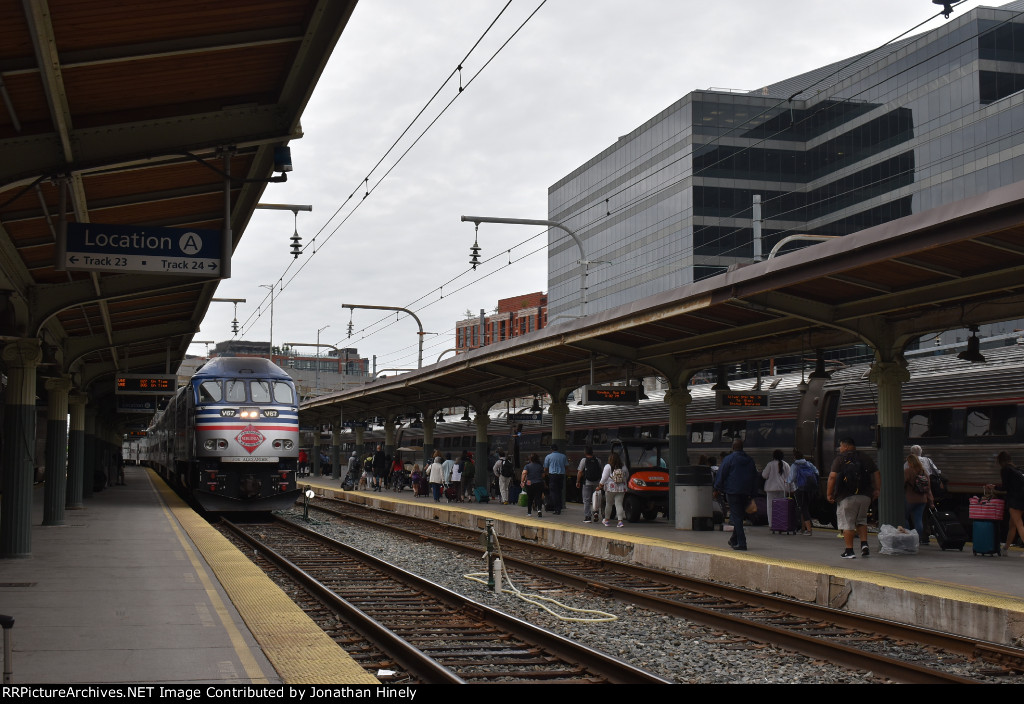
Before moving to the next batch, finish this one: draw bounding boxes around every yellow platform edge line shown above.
[328,483,1024,614]
[149,470,379,685]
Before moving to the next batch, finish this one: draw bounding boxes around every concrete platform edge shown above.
[150,471,378,685]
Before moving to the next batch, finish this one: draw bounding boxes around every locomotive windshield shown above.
[195,379,296,405]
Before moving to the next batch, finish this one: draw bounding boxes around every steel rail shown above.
[220,518,465,684]
[310,498,994,684]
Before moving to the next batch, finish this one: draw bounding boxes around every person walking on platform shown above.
[345,451,359,488]
[600,451,627,527]
[827,437,880,559]
[762,449,790,525]
[714,439,758,551]
[522,453,545,517]
[543,444,568,515]
[576,446,602,524]
[494,450,514,504]
[788,450,819,535]
[460,451,475,501]
[991,451,1024,555]
[904,454,934,544]
[428,454,445,502]
[372,444,387,492]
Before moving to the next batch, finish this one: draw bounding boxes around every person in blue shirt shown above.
[543,444,568,515]
[713,439,758,551]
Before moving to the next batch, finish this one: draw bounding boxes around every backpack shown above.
[837,452,864,495]
[911,472,929,495]
[584,456,602,482]
[795,462,818,491]
[611,467,626,486]
[500,458,514,477]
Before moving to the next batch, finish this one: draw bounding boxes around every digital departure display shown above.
[716,391,770,409]
[582,384,640,406]
[115,374,176,395]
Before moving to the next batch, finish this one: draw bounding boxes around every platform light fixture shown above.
[957,325,985,363]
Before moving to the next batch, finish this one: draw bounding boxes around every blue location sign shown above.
[64,222,222,276]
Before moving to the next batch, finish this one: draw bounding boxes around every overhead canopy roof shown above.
[303,179,1024,420]
[0,0,358,408]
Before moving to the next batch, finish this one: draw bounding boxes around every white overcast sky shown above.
[190,0,990,372]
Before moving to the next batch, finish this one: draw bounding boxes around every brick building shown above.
[455,292,547,353]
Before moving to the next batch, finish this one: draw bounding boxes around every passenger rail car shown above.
[355,345,1024,519]
[145,357,300,511]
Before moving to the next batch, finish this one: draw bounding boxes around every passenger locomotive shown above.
[144,357,300,511]
[344,344,1024,523]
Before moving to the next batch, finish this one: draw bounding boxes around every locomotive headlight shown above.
[282,439,293,449]
[240,408,259,419]
[217,439,228,449]
[204,439,216,450]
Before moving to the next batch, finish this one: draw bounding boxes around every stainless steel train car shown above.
[144,356,300,511]
[353,344,1024,521]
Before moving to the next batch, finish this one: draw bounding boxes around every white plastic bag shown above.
[878,524,919,555]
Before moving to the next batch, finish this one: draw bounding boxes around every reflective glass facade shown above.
[547,3,1024,320]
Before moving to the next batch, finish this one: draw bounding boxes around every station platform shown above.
[301,473,1024,647]
[1,466,376,685]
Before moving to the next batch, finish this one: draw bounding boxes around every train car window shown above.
[572,429,590,445]
[618,426,636,439]
[719,421,747,443]
[198,381,221,403]
[907,409,952,439]
[966,405,1017,438]
[442,437,452,448]
[591,429,608,445]
[690,422,714,444]
[639,425,659,439]
[272,382,294,404]
[251,381,271,403]
[462,436,474,448]
[225,380,246,403]
[540,432,552,446]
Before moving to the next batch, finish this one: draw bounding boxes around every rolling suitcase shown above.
[972,519,1000,556]
[927,505,966,551]
[770,497,799,534]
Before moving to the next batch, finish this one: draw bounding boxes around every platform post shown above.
[664,387,692,522]
[420,412,436,467]
[66,393,87,509]
[43,376,73,526]
[1,339,42,558]
[331,425,341,480]
[384,415,396,460]
[869,358,910,528]
[474,411,490,496]
[83,413,97,499]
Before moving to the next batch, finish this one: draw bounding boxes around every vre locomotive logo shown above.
[235,425,265,454]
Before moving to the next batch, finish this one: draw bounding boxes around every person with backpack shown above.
[713,439,758,550]
[826,437,880,559]
[493,450,515,504]
[904,453,934,544]
[599,451,628,528]
[575,446,603,524]
[787,450,819,536]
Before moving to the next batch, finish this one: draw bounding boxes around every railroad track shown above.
[306,495,1024,684]
[220,516,671,684]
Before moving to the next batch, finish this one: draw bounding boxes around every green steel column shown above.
[664,387,692,522]
[420,416,436,466]
[868,359,910,528]
[354,425,365,455]
[384,417,396,460]
[549,400,568,447]
[66,393,87,509]
[43,376,72,526]
[83,412,96,499]
[331,425,341,480]
[1,339,42,558]
[474,412,490,492]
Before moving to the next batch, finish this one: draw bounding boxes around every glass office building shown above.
[547,2,1024,323]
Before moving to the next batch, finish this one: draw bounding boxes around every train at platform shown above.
[351,344,1024,524]
[143,356,300,511]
